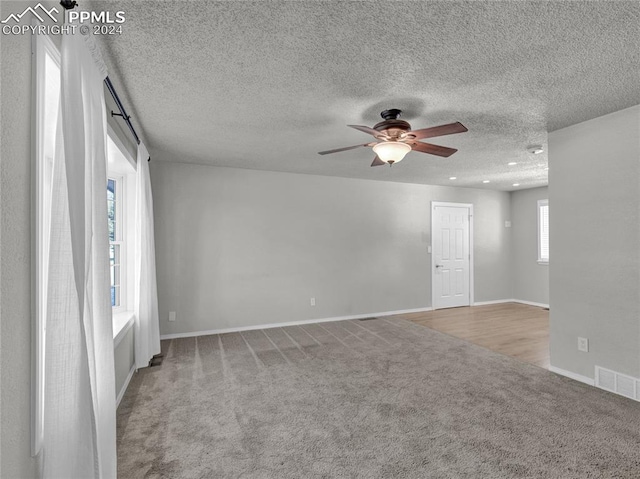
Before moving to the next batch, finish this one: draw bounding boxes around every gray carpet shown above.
[117,318,640,478]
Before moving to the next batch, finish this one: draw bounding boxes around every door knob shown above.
[435,264,444,268]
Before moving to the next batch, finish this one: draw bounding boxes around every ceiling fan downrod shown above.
[380,109,403,121]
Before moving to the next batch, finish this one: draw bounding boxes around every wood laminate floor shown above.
[394,302,550,369]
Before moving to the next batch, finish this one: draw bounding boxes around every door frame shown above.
[431,201,474,310]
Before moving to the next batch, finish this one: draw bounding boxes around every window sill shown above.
[537,260,549,266]
[113,310,135,347]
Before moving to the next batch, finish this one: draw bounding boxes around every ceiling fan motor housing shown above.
[373,119,412,139]
[374,109,412,139]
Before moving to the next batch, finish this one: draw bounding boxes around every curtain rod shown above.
[106,74,151,163]
[104,78,151,162]
[59,1,149,161]
[104,76,140,146]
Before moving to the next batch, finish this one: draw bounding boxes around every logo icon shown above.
[1,3,59,24]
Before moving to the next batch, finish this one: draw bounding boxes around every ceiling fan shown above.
[319,109,468,166]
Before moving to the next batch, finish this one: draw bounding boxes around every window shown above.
[108,177,123,308]
[106,131,136,315]
[538,199,549,264]
[33,34,60,456]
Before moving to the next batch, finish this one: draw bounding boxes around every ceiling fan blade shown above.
[371,155,386,167]
[318,143,371,155]
[408,122,468,140]
[348,125,386,138]
[411,142,458,158]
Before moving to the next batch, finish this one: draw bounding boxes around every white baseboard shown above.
[513,299,549,308]
[473,299,549,309]
[549,365,595,386]
[116,365,136,408]
[161,300,552,340]
[159,306,433,340]
[472,299,514,306]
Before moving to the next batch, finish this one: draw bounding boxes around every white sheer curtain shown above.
[42,30,116,478]
[134,142,161,368]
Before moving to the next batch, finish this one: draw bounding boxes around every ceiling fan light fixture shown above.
[372,141,412,164]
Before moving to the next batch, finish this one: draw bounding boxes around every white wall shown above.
[549,105,640,379]
[510,186,549,305]
[150,160,512,336]
[0,2,39,476]
[114,326,135,401]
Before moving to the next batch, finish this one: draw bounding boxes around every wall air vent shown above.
[595,366,639,402]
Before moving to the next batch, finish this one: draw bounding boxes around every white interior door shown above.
[432,203,472,309]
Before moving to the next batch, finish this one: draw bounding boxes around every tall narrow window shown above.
[538,199,549,263]
[108,177,123,308]
[33,34,60,456]
[107,132,136,317]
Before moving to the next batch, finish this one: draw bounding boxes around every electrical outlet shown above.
[310,297,316,306]
[505,220,512,228]
[578,337,589,352]
[169,311,176,322]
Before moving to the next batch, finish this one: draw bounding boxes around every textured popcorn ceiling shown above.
[93,1,640,190]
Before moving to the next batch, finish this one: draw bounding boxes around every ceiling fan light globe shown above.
[372,141,411,164]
